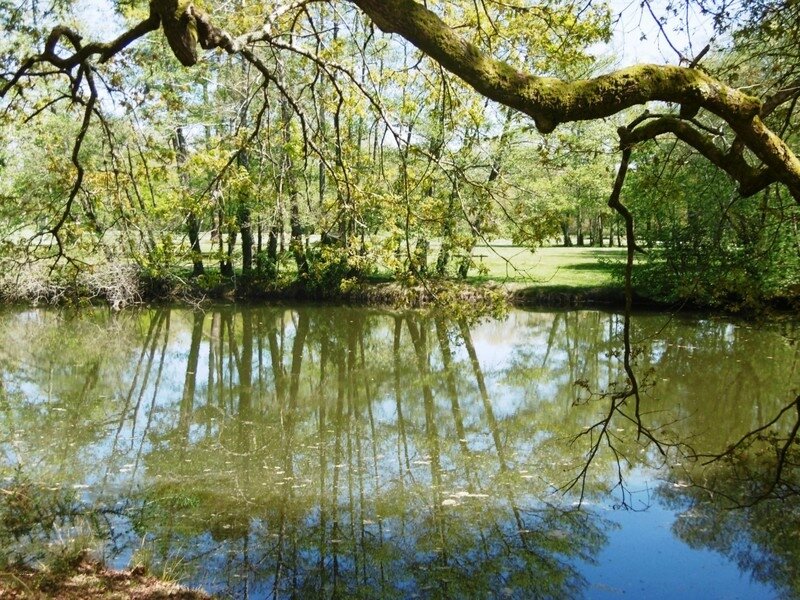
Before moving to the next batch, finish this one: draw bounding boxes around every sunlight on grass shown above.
[469,244,626,288]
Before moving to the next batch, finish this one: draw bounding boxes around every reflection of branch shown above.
[565,370,687,508]
[607,146,643,431]
[697,395,800,465]
[691,394,800,506]
[564,134,694,507]
[562,394,621,504]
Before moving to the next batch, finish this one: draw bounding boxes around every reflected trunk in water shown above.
[0,306,797,599]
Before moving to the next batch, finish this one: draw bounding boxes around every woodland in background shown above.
[0,0,798,309]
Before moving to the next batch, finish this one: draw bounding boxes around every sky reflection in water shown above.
[0,306,797,599]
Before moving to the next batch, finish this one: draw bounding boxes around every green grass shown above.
[178,239,628,294]
[465,244,626,288]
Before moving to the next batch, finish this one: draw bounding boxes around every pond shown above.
[0,305,798,599]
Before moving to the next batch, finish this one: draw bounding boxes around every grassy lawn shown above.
[33,230,625,295]
[465,243,626,288]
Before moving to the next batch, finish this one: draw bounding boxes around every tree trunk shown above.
[596,215,604,247]
[239,204,253,274]
[187,212,204,276]
[221,216,236,278]
[290,190,307,276]
[459,106,514,278]
[561,221,573,247]
[237,150,253,275]
[412,237,429,275]
[435,189,456,277]
[277,66,308,277]
[174,126,204,276]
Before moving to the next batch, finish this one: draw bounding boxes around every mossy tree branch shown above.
[5,0,800,202]
[620,117,775,197]
[350,0,800,201]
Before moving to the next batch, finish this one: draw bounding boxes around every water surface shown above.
[0,306,798,598]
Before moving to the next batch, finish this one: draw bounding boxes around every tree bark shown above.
[561,221,573,247]
[237,150,253,275]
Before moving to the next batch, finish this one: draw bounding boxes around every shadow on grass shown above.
[562,263,620,272]
[582,248,626,256]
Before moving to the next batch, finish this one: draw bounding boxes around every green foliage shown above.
[1,0,797,310]
[0,0,624,303]
[303,242,376,292]
[627,145,800,309]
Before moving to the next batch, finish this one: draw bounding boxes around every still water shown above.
[0,306,798,599]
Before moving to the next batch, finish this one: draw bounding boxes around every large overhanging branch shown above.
[620,116,775,197]
[349,0,800,201]
[352,0,755,129]
[5,0,800,201]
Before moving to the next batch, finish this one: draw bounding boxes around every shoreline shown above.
[1,274,797,317]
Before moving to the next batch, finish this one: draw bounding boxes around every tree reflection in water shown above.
[0,306,797,598]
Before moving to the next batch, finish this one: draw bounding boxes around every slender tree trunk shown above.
[222,222,236,277]
[187,213,204,275]
[289,189,307,276]
[459,106,514,278]
[435,189,456,276]
[267,218,280,275]
[236,147,253,275]
[175,126,204,276]
[278,75,308,277]
[239,203,253,274]
[412,237,429,275]
[596,215,604,247]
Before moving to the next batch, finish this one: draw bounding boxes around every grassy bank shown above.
[461,244,626,287]
[4,243,795,313]
[0,244,629,309]
[173,245,630,310]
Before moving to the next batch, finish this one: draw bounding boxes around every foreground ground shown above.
[0,560,209,599]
